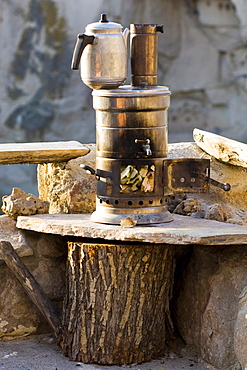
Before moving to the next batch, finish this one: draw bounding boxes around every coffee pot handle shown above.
[71,34,95,70]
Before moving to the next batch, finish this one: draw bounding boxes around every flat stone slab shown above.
[193,128,247,168]
[0,141,89,164]
[16,213,247,245]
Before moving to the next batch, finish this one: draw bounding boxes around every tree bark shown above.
[59,241,175,365]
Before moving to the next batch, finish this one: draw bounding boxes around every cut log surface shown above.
[59,242,175,365]
[0,141,89,164]
[193,128,247,167]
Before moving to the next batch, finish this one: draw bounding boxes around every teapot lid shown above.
[85,13,123,33]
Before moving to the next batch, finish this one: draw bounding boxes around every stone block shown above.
[234,286,247,369]
[37,144,96,214]
[205,203,247,224]
[172,245,247,369]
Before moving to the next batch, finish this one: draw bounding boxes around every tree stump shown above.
[59,241,175,365]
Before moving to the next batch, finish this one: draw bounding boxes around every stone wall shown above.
[0,216,67,339]
[1,0,247,200]
[172,245,247,370]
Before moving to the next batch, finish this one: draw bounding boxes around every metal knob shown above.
[209,178,231,191]
[100,13,109,23]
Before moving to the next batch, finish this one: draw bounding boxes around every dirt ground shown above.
[0,334,216,370]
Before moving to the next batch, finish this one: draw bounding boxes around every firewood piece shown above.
[0,240,60,336]
[141,171,154,192]
[60,241,175,364]
[193,128,247,167]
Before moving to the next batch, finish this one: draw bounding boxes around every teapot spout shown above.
[123,28,129,45]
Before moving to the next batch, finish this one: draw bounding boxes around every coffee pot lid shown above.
[85,13,123,33]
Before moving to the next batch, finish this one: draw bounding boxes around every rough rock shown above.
[205,203,247,225]
[37,144,96,214]
[234,286,247,369]
[173,198,201,216]
[172,246,247,370]
[120,217,137,228]
[194,128,247,168]
[0,215,33,262]
[167,193,187,213]
[2,187,49,220]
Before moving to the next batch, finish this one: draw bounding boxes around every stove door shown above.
[163,158,210,194]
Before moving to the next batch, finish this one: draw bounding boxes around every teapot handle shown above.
[71,34,95,70]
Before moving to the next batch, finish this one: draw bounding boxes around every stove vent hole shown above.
[139,201,144,205]
[149,200,153,204]
[128,201,133,206]
[106,200,110,204]
[114,200,119,205]
[160,199,163,204]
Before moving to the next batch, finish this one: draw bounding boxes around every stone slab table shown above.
[17,213,247,245]
[16,214,247,365]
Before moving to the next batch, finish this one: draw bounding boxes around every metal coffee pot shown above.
[71,13,129,89]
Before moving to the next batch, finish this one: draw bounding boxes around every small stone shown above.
[2,187,49,220]
[205,203,226,222]
[205,203,247,225]
[173,198,201,216]
[120,217,137,228]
